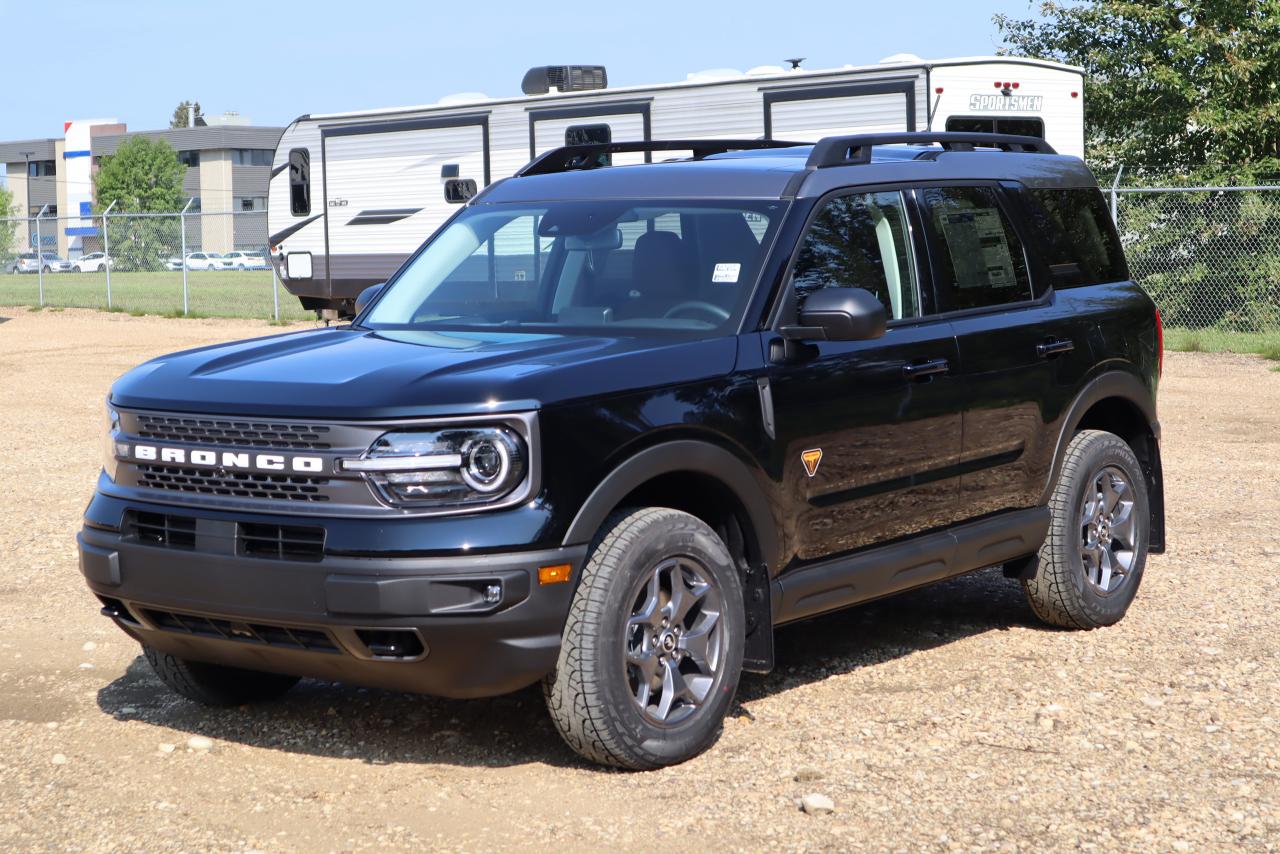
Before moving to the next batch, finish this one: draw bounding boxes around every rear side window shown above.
[1026,188,1128,287]
[919,186,1032,311]
[288,149,311,216]
[791,191,920,320]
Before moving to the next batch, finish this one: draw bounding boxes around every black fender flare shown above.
[1040,369,1165,551]
[562,440,780,573]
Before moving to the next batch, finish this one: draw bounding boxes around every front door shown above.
[766,189,964,562]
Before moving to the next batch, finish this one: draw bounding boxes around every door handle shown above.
[1036,338,1076,358]
[902,357,950,380]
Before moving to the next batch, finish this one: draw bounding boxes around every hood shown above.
[109,326,738,419]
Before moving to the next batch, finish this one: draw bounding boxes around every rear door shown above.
[322,117,490,290]
[766,188,964,562]
[529,103,650,167]
[914,183,1094,518]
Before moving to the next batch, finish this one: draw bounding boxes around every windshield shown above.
[363,199,787,337]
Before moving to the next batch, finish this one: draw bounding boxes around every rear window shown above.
[1027,188,1128,287]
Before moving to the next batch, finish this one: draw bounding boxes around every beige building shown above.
[1,121,282,259]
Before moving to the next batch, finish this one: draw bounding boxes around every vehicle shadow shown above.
[96,567,1044,769]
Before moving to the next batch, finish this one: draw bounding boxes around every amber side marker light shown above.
[539,564,572,585]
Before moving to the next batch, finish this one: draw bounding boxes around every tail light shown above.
[1155,307,1164,375]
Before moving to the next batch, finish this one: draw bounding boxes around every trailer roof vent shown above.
[522,65,608,96]
[879,53,923,64]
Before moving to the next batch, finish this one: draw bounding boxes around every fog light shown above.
[483,583,502,604]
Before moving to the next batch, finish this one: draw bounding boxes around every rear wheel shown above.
[544,508,745,769]
[1023,430,1149,629]
[143,645,299,706]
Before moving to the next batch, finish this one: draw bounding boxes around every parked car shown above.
[222,250,268,270]
[80,132,1165,770]
[73,252,114,273]
[6,252,71,273]
[164,252,233,272]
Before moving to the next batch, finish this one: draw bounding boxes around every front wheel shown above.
[544,508,745,769]
[1023,429,1149,629]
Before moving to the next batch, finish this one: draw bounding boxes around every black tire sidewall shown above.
[1055,436,1150,625]
[590,513,745,767]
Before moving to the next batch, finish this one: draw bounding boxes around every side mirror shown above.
[354,283,385,316]
[783,287,887,342]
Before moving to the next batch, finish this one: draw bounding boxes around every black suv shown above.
[78,133,1165,769]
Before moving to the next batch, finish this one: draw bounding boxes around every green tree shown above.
[94,137,186,271]
[170,100,203,129]
[0,184,17,264]
[996,1,1280,180]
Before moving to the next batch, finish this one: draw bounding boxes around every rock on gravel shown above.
[187,736,214,751]
[800,793,835,815]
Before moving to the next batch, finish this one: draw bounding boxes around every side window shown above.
[791,191,920,321]
[1027,188,1128,287]
[288,149,311,217]
[919,186,1032,311]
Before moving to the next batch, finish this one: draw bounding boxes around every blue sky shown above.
[2,0,1040,141]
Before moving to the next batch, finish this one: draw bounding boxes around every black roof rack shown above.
[515,139,809,177]
[806,132,1056,169]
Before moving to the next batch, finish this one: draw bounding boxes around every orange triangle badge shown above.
[801,448,823,478]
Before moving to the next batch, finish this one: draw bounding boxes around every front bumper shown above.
[77,520,586,699]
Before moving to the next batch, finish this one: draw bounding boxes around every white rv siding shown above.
[268,57,1083,307]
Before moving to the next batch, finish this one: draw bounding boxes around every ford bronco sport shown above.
[78,132,1165,769]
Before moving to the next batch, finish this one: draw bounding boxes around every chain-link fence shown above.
[0,209,311,322]
[1111,185,1280,350]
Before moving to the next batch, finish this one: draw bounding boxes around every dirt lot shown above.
[1,306,1277,853]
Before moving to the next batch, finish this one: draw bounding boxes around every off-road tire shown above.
[143,645,300,706]
[543,508,745,770]
[1023,429,1149,629]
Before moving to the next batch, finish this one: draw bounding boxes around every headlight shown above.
[103,403,121,482]
[341,426,527,508]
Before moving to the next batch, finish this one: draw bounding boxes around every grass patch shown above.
[1164,326,1280,357]
[0,270,312,321]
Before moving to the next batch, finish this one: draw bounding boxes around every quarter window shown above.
[1027,188,1128,287]
[919,186,1032,311]
[791,191,920,321]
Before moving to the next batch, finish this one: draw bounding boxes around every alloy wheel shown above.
[1078,465,1139,594]
[624,556,725,726]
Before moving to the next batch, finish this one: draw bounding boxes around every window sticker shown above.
[938,208,1017,289]
[712,262,741,284]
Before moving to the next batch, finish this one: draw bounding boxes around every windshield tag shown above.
[712,262,741,284]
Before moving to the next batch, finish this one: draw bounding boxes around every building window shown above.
[236,196,267,212]
[178,150,200,168]
[28,160,56,177]
[231,149,273,166]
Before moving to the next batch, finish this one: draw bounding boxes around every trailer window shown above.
[947,117,1044,138]
[288,149,311,216]
[565,124,611,147]
[945,117,1045,138]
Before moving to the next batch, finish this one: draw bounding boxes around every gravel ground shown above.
[1,306,1277,853]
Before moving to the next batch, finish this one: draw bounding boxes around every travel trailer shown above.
[266,55,1085,315]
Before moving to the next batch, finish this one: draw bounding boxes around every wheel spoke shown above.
[627,567,663,630]
[664,561,708,626]
[656,660,690,721]
[679,611,720,672]
[1097,545,1113,591]
[1101,474,1127,514]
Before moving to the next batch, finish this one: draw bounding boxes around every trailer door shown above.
[321,115,490,292]
[764,80,918,139]
[529,102,651,166]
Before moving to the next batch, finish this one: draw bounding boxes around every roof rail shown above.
[806,132,1056,169]
[515,139,809,177]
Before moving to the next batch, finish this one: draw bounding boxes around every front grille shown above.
[239,522,326,561]
[129,511,196,549]
[135,414,332,450]
[137,464,331,502]
[140,608,339,653]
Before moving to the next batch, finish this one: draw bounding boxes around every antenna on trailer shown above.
[785,57,805,70]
